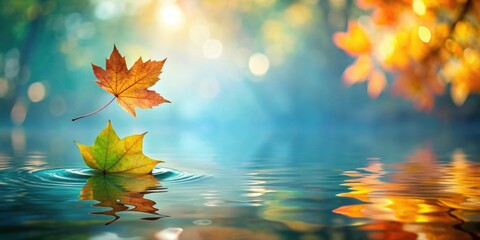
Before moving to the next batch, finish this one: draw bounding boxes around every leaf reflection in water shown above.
[79,173,167,225]
[334,146,480,239]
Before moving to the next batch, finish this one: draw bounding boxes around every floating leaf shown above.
[76,121,162,174]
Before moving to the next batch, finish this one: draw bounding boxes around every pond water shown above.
[0,125,479,239]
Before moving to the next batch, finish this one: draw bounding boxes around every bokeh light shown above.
[203,39,223,59]
[27,82,46,103]
[412,0,426,16]
[418,26,431,43]
[248,53,270,77]
[10,99,27,126]
[5,49,20,79]
[285,2,312,27]
[94,0,118,20]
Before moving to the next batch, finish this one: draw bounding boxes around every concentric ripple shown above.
[0,166,206,190]
[7,168,96,188]
[153,167,209,183]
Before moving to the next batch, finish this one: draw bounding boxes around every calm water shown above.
[0,125,480,239]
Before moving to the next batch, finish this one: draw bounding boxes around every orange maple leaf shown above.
[72,46,170,121]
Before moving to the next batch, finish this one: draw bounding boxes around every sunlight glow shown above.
[27,82,46,103]
[412,0,426,16]
[249,53,270,76]
[203,39,223,59]
[189,20,210,46]
[418,26,431,43]
[157,3,185,29]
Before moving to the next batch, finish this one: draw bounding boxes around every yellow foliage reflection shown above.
[80,173,166,225]
[334,146,480,239]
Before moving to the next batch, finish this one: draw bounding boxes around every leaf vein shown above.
[105,136,143,172]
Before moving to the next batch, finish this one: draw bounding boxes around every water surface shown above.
[0,126,479,239]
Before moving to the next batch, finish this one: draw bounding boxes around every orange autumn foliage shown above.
[334,0,480,111]
[335,23,387,99]
[93,46,170,117]
[393,63,445,110]
[333,21,371,56]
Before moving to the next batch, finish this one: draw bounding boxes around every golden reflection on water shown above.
[11,128,25,156]
[80,173,166,225]
[334,146,480,239]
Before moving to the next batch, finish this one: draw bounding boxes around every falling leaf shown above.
[76,120,162,174]
[80,173,166,225]
[72,46,170,121]
[94,45,170,117]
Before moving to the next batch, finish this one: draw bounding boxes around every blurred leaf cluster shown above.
[334,0,480,111]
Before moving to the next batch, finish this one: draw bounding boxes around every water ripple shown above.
[152,167,208,183]
[0,166,205,189]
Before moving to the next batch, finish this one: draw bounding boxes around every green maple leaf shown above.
[76,121,162,174]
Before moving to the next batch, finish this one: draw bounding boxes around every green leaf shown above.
[76,120,162,174]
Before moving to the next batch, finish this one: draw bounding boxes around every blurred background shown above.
[0,0,479,134]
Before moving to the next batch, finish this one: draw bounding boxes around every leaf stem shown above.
[72,97,116,121]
